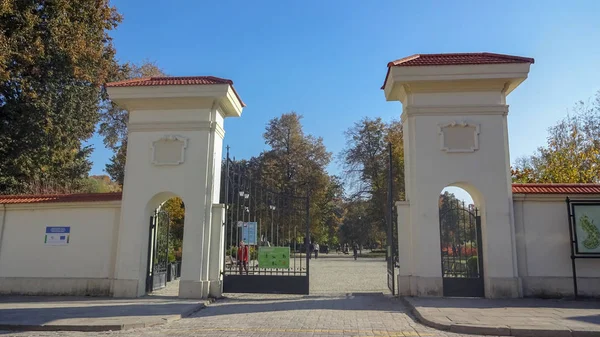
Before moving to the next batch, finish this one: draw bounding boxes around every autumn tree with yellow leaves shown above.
[512,91,600,183]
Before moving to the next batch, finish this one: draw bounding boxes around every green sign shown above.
[258,247,290,269]
[573,204,600,254]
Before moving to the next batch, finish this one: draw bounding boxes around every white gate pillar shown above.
[382,53,533,298]
[106,77,244,298]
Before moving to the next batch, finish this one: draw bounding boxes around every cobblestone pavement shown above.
[3,293,489,337]
[149,279,180,298]
[0,256,487,337]
[309,254,388,294]
[407,296,600,335]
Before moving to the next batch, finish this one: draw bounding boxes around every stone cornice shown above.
[401,105,508,121]
[383,63,532,102]
[128,121,226,138]
[106,84,243,117]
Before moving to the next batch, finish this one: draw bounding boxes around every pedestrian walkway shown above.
[309,254,388,294]
[4,292,600,337]
[405,297,600,337]
[3,293,480,337]
[0,294,205,332]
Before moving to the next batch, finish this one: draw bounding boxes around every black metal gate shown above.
[146,210,170,293]
[439,201,484,297]
[386,143,397,295]
[221,148,311,294]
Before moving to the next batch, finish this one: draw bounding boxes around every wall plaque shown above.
[151,135,188,166]
[438,121,480,153]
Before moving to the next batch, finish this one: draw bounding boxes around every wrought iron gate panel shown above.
[146,210,170,293]
[439,200,484,297]
[221,148,310,295]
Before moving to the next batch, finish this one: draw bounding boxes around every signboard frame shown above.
[258,246,290,269]
[570,202,600,256]
[44,226,71,246]
[566,198,600,298]
[237,221,258,245]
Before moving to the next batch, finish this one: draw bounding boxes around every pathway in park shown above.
[1,255,473,337]
[309,253,389,294]
[2,293,482,337]
[3,254,597,336]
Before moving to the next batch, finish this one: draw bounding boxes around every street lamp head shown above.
[270,205,276,210]
[244,193,250,199]
[239,191,245,197]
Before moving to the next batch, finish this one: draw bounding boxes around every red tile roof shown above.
[106,76,232,87]
[381,52,535,89]
[0,192,123,204]
[105,76,246,107]
[512,184,600,194]
[387,53,535,67]
[1,184,598,205]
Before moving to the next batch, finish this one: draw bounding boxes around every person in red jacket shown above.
[237,240,249,275]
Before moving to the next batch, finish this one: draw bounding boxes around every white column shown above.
[106,78,244,299]
[209,204,226,297]
[179,111,225,299]
[383,56,532,298]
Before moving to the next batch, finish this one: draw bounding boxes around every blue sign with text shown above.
[45,226,70,245]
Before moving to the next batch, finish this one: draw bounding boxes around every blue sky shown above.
[89,0,600,202]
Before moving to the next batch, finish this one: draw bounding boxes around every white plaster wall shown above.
[411,91,504,106]
[0,202,121,295]
[115,103,225,298]
[398,96,519,297]
[405,112,516,279]
[129,107,214,124]
[514,196,600,296]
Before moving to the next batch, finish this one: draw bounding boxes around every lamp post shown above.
[239,191,250,243]
[269,204,276,246]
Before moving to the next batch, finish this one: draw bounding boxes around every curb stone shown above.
[0,297,217,332]
[178,297,216,319]
[401,297,600,337]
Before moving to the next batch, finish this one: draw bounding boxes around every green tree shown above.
[315,175,344,245]
[79,175,122,193]
[261,112,331,192]
[260,112,332,242]
[99,60,166,185]
[220,112,335,248]
[340,117,405,246]
[0,0,122,194]
[512,90,600,183]
[338,200,371,247]
[161,197,185,261]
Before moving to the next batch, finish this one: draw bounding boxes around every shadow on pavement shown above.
[567,314,600,325]
[0,293,405,327]
[0,297,202,327]
[190,294,406,319]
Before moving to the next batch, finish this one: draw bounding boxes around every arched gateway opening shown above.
[106,76,244,299]
[145,194,185,296]
[439,186,484,297]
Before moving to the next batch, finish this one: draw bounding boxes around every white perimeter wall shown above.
[514,194,600,297]
[0,201,121,296]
